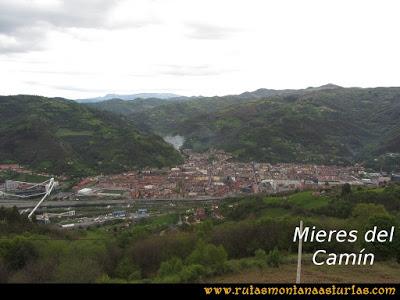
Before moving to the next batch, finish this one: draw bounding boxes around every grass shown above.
[144,213,179,227]
[263,196,282,206]
[55,128,93,137]
[264,191,330,210]
[0,171,49,183]
[210,259,400,283]
[287,192,330,209]
[262,207,292,218]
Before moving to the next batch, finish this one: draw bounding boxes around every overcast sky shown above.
[1,0,400,99]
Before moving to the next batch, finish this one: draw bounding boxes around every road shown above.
[0,196,227,209]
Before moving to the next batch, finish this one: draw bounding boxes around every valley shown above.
[1,86,400,284]
[89,85,400,171]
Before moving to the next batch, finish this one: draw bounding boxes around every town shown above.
[1,149,399,228]
[71,149,396,200]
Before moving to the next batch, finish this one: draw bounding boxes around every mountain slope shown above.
[0,95,183,176]
[118,86,400,170]
[85,98,187,116]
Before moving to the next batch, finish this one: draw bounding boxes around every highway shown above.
[0,196,226,209]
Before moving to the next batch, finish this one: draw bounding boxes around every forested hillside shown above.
[0,95,183,176]
[98,86,400,170]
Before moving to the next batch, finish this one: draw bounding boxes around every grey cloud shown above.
[0,0,120,32]
[0,26,47,53]
[0,0,155,54]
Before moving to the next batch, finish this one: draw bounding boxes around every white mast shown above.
[296,220,303,284]
[28,178,55,220]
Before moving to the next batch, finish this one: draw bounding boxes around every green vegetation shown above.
[85,98,180,117]
[288,193,328,209]
[0,170,49,183]
[0,95,183,176]
[89,86,400,171]
[212,259,400,283]
[1,184,400,283]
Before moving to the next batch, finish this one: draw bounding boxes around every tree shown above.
[254,248,267,269]
[0,259,9,283]
[158,257,184,278]
[195,220,213,239]
[186,240,228,274]
[55,257,103,283]
[266,247,282,268]
[1,238,38,271]
[179,264,206,282]
[363,215,398,260]
[254,249,267,261]
[30,214,37,224]
[341,183,352,196]
[114,257,141,280]
[352,203,389,225]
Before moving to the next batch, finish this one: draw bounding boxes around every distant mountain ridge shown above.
[76,84,345,104]
[76,93,183,103]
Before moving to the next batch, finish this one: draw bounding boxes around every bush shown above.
[224,259,242,273]
[186,240,228,274]
[0,238,39,271]
[266,247,281,268]
[254,249,267,268]
[158,257,184,278]
[352,203,389,224]
[341,183,352,196]
[129,233,196,276]
[362,215,398,260]
[96,274,129,283]
[179,264,207,282]
[54,257,103,283]
[114,257,141,280]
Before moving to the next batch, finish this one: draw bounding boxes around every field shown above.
[211,259,400,283]
[264,191,330,210]
[0,171,49,183]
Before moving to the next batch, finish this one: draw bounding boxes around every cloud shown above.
[0,0,119,31]
[0,26,47,53]
[0,1,239,54]
[0,0,155,54]
[159,64,234,77]
[23,80,110,94]
[185,22,240,40]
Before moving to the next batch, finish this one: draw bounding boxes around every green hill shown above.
[0,95,183,176]
[108,86,400,170]
[85,97,184,116]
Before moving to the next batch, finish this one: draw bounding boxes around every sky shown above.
[1,0,400,99]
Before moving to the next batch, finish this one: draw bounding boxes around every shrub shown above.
[158,257,184,278]
[0,238,39,271]
[179,264,207,282]
[186,240,228,274]
[266,247,281,268]
[114,257,141,280]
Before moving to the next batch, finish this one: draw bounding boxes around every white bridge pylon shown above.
[28,178,56,220]
[1,178,54,199]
